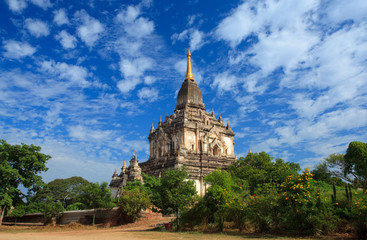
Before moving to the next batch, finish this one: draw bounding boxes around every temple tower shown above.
[139,50,236,196]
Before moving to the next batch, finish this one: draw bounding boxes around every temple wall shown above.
[223,136,234,156]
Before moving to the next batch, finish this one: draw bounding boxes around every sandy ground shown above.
[0,218,316,240]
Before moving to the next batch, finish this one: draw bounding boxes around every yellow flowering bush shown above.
[350,192,367,239]
[278,168,338,235]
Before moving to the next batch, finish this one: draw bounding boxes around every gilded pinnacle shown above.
[185,49,194,80]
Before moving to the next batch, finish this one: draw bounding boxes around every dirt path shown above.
[0,218,314,240]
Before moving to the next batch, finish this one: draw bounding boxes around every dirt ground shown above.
[0,217,332,240]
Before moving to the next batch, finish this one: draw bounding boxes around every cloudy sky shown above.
[1,0,367,183]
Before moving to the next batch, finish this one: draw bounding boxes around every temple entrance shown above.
[213,145,219,156]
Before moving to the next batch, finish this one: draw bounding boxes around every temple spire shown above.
[150,123,155,133]
[185,49,194,80]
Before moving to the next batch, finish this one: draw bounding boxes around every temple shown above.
[110,50,236,197]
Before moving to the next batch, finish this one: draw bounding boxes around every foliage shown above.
[149,168,196,230]
[47,177,89,206]
[0,139,50,224]
[311,162,344,186]
[246,184,281,232]
[42,197,64,223]
[65,202,84,211]
[10,197,64,223]
[204,170,234,231]
[228,152,300,194]
[324,153,357,185]
[344,141,367,190]
[118,186,150,222]
[350,190,367,240]
[180,196,206,230]
[77,182,115,209]
[278,168,338,235]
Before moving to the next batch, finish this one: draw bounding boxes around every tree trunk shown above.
[176,209,179,231]
[0,205,6,226]
[93,210,96,225]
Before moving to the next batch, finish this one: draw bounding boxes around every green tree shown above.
[204,169,235,231]
[0,140,50,225]
[312,162,333,182]
[344,141,367,190]
[41,197,64,224]
[118,186,150,222]
[228,152,300,194]
[47,176,89,207]
[77,181,115,225]
[311,162,343,186]
[77,182,115,209]
[150,168,196,231]
[324,153,353,182]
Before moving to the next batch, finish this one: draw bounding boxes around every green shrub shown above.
[118,187,150,222]
[278,168,339,235]
[350,191,367,239]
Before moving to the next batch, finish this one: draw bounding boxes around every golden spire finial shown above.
[248,146,252,154]
[185,49,194,80]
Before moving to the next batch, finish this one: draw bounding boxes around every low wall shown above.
[3,207,162,226]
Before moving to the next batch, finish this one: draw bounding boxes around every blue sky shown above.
[1,0,367,184]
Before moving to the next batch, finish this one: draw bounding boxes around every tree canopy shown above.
[76,182,115,210]
[149,168,196,230]
[47,176,89,206]
[0,139,50,225]
[344,141,367,189]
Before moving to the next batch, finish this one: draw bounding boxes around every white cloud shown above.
[68,125,113,141]
[117,78,141,94]
[53,9,69,26]
[117,57,154,93]
[212,71,238,93]
[115,5,154,39]
[138,87,159,102]
[5,0,27,13]
[144,76,156,85]
[76,10,105,47]
[323,0,367,24]
[171,29,189,43]
[189,29,205,51]
[56,30,77,49]
[24,18,50,38]
[40,60,89,86]
[3,40,36,59]
[215,0,318,48]
[119,57,153,79]
[29,0,52,10]
[171,28,206,51]
[286,24,367,119]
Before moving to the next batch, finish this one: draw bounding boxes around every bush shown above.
[350,191,367,239]
[118,187,150,222]
[65,202,84,211]
[180,196,207,231]
[278,168,339,235]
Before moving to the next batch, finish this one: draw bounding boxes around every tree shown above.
[344,141,367,190]
[312,162,331,182]
[77,182,115,209]
[324,153,352,182]
[118,185,150,222]
[47,176,89,207]
[228,152,300,194]
[204,169,234,231]
[0,140,50,225]
[150,168,196,231]
[77,182,115,225]
[311,162,343,186]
